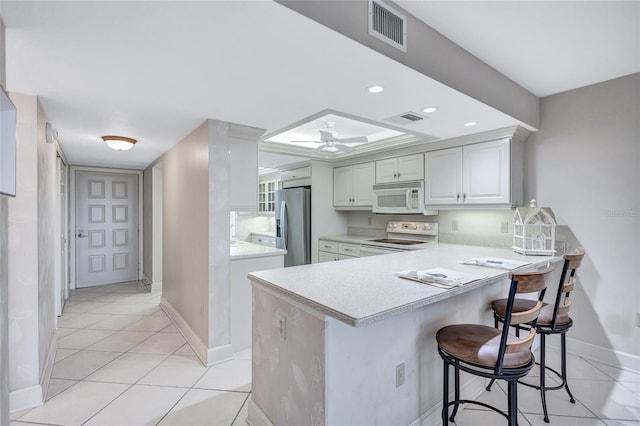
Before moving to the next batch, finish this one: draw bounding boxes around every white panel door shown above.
[397,153,424,182]
[463,139,510,204]
[425,148,463,205]
[352,162,375,206]
[333,166,353,206]
[75,171,139,287]
[375,158,398,184]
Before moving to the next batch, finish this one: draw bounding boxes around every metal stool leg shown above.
[442,360,449,426]
[540,333,550,423]
[450,362,461,422]
[486,378,496,391]
[508,379,518,426]
[561,333,576,403]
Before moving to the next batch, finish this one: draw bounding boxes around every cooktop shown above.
[367,238,428,246]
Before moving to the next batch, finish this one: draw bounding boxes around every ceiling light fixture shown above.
[101,135,137,151]
[464,121,478,127]
[423,107,438,113]
[367,85,384,94]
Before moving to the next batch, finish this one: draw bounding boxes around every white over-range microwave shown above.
[372,181,425,214]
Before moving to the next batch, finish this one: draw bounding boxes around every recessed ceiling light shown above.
[464,121,478,127]
[367,85,384,94]
[423,107,438,113]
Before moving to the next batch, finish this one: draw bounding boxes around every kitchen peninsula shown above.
[247,243,561,426]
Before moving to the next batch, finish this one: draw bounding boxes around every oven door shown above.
[359,245,407,257]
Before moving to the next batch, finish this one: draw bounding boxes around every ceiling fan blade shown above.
[289,140,321,144]
[335,143,355,153]
[337,136,368,144]
[314,143,330,152]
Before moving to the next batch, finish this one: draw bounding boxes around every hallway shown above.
[9,282,250,426]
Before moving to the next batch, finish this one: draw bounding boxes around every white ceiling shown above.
[3,1,638,170]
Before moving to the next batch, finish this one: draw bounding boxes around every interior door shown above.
[75,171,139,288]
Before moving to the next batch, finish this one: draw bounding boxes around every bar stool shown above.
[436,266,553,426]
[488,250,585,423]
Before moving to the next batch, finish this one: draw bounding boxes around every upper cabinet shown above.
[333,162,375,209]
[375,153,424,184]
[258,177,279,213]
[424,138,523,208]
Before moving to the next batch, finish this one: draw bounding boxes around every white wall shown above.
[0,14,10,426]
[142,166,153,282]
[7,92,58,411]
[525,73,640,359]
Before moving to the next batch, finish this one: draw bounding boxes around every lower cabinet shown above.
[318,239,360,262]
[251,234,276,247]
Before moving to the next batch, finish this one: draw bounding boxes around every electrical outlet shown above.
[451,220,458,232]
[635,312,640,328]
[500,221,509,233]
[395,363,405,387]
[278,312,287,339]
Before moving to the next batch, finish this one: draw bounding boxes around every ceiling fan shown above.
[290,121,368,153]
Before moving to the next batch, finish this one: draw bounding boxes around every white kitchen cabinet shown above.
[333,162,375,209]
[258,178,279,213]
[318,239,359,262]
[251,234,276,247]
[229,137,258,211]
[375,153,424,184]
[424,138,522,207]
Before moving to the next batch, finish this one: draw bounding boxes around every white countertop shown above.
[249,243,560,327]
[251,231,276,238]
[318,234,372,244]
[230,242,286,260]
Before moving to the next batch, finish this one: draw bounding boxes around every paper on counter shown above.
[459,257,531,270]
[395,267,487,289]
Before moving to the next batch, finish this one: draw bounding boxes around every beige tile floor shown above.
[9,281,640,426]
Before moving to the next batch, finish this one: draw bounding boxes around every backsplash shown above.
[347,209,517,249]
[230,212,275,241]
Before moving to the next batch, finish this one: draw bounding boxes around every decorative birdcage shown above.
[513,199,557,256]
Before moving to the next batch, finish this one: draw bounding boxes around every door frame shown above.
[69,166,144,290]
[55,151,69,316]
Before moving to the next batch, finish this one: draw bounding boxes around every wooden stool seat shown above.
[491,299,571,327]
[436,324,532,368]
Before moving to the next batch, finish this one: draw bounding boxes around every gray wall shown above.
[162,121,211,345]
[525,73,640,356]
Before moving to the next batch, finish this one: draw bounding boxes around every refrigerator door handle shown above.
[280,201,288,250]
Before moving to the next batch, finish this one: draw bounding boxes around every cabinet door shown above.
[352,162,375,206]
[397,154,424,182]
[425,148,463,205]
[230,138,257,211]
[375,158,398,184]
[463,139,510,204]
[318,251,338,263]
[333,166,353,206]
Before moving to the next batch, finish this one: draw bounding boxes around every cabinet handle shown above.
[397,172,401,178]
[456,193,460,202]
[393,173,397,178]
[324,245,332,249]
[463,193,467,201]
[344,248,353,252]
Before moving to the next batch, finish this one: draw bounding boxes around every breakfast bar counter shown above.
[247,244,561,426]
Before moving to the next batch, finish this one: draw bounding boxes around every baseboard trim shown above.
[151,281,162,293]
[39,331,57,405]
[549,337,640,373]
[160,297,233,367]
[247,397,274,426]
[9,385,42,414]
[9,332,58,413]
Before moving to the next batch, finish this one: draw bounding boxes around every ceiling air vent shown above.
[368,0,407,52]
[385,112,426,126]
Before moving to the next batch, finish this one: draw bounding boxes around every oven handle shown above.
[359,245,407,256]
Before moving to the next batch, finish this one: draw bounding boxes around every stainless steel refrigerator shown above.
[275,187,311,267]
